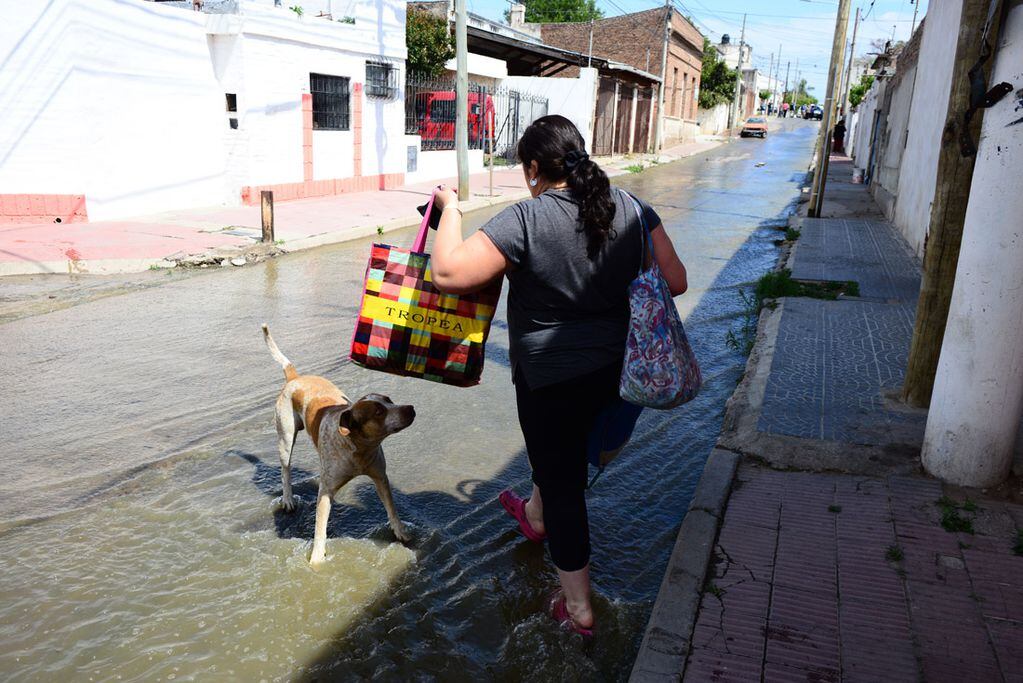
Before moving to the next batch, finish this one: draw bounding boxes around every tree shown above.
[406,10,454,76]
[758,89,772,102]
[848,74,875,108]
[508,0,602,23]
[699,37,737,108]
[784,78,818,106]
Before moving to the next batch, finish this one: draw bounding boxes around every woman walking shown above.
[430,115,688,635]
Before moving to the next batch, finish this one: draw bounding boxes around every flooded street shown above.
[0,119,816,681]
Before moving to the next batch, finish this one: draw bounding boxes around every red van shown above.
[411,91,495,150]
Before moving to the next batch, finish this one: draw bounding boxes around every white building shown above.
[0,0,408,223]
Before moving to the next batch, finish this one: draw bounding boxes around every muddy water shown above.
[0,120,817,681]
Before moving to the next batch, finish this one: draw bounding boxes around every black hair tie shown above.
[564,149,589,169]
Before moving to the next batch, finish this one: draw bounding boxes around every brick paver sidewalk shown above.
[686,464,1023,682]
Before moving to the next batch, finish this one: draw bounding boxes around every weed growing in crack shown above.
[1013,530,1023,556]
[936,496,975,535]
[785,227,801,241]
[625,164,645,174]
[707,583,725,599]
[885,545,904,562]
[828,504,842,513]
[725,287,759,356]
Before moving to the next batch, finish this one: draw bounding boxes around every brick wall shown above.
[540,8,703,122]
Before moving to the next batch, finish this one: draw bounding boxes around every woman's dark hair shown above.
[517,115,616,258]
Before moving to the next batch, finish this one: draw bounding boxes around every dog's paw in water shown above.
[271,495,300,513]
[392,523,412,544]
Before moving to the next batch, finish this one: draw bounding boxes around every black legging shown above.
[514,361,622,572]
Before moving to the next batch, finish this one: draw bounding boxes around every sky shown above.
[463,0,930,97]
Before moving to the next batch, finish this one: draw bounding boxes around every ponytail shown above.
[517,115,616,259]
[566,153,616,259]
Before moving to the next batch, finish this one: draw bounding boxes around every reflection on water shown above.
[0,124,816,681]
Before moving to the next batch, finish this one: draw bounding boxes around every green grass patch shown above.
[885,544,904,562]
[936,496,975,535]
[756,269,859,302]
[625,164,645,174]
[785,227,801,241]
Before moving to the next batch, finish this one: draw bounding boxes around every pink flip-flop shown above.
[548,590,594,637]
[498,489,547,543]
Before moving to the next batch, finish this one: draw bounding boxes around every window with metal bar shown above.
[365,62,398,100]
[310,73,350,130]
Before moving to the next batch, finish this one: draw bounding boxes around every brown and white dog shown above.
[261,324,415,564]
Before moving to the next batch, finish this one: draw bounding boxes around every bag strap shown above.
[412,194,435,253]
[623,189,654,274]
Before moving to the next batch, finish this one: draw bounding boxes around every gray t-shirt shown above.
[481,186,661,389]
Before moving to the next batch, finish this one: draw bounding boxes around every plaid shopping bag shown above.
[349,196,502,387]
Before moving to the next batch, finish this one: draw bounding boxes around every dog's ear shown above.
[338,408,354,437]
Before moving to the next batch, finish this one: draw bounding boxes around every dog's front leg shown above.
[372,475,411,543]
[310,484,333,565]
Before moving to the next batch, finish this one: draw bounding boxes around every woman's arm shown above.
[649,223,688,296]
[430,187,509,295]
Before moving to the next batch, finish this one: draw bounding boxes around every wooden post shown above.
[807,0,851,217]
[261,190,274,243]
[902,0,1000,407]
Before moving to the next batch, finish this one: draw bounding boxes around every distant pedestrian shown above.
[833,117,847,153]
[430,115,688,636]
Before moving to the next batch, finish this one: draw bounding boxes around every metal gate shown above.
[592,79,616,156]
[405,72,548,157]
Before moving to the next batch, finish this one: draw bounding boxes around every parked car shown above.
[410,91,495,150]
[805,105,824,120]
[740,116,768,138]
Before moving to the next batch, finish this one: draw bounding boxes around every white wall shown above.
[0,0,231,221]
[872,64,917,218]
[500,68,598,148]
[403,138,485,184]
[892,4,960,258]
[849,80,884,173]
[208,0,407,187]
[697,103,730,136]
[444,53,508,80]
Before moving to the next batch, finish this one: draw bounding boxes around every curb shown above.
[630,448,740,682]
[0,257,177,277]
[0,190,534,278]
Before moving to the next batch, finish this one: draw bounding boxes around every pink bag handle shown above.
[411,191,437,254]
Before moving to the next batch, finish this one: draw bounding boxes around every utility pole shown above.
[729,13,747,131]
[910,0,920,34]
[841,6,861,117]
[794,57,799,102]
[773,44,782,113]
[783,61,790,109]
[903,0,1002,407]
[455,0,469,200]
[588,18,594,67]
[807,0,851,217]
[654,0,671,152]
[766,51,774,112]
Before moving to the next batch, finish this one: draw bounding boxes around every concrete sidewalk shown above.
[632,156,1023,681]
[0,138,724,277]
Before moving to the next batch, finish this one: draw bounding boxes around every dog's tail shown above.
[262,324,298,382]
